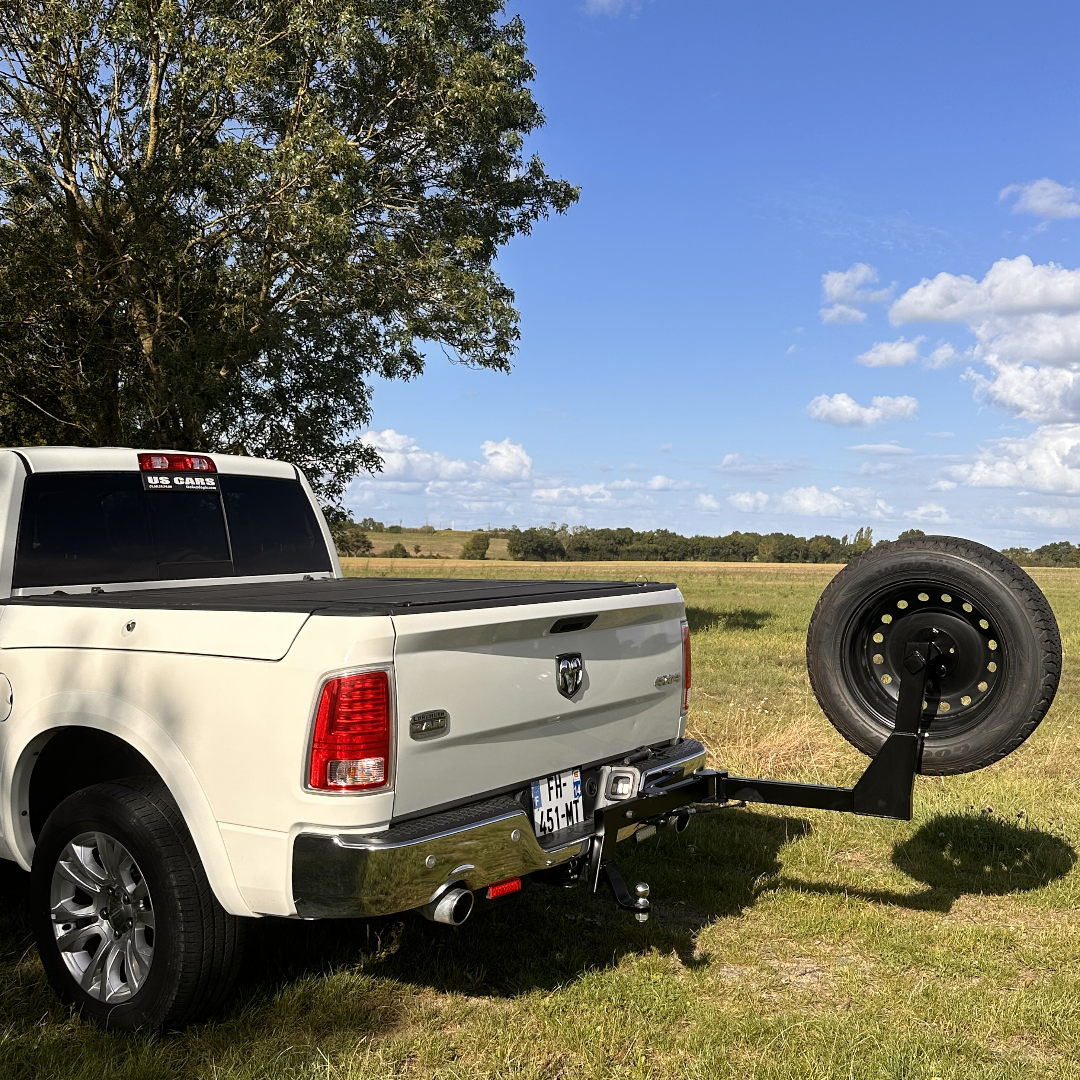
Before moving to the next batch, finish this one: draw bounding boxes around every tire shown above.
[30,777,246,1032]
[806,535,1061,775]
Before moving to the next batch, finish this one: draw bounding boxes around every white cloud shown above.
[481,438,533,480]
[360,429,533,484]
[928,480,957,491]
[820,304,867,324]
[820,263,893,324]
[949,424,1080,493]
[532,484,612,504]
[714,452,798,478]
[728,485,896,520]
[906,503,951,523]
[859,462,896,475]
[646,474,695,491]
[806,392,919,427]
[729,491,769,513]
[890,255,1080,325]
[1000,179,1080,220]
[360,429,473,481]
[822,263,893,304]
[696,494,720,511]
[855,336,924,367]
[891,255,1080,424]
[848,442,915,455]
[926,342,969,368]
[775,486,849,516]
[584,0,642,12]
[1018,505,1080,528]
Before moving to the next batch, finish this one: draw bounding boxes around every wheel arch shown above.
[6,699,255,917]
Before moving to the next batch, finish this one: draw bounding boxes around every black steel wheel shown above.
[31,777,245,1031]
[806,535,1061,775]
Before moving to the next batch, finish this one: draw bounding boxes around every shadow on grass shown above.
[687,606,775,632]
[775,813,1076,914]
[228,809,812,1008]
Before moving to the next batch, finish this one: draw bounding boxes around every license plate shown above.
[531,769,584,837]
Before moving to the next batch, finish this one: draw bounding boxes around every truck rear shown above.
[0,446,699,1030]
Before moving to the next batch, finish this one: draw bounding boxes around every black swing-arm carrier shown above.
[589,636,941,916]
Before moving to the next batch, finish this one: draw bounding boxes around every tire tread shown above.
[806,535,1061,774]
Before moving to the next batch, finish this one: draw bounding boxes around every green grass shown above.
[3,561,1080,1078]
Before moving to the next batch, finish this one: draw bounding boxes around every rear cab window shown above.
[12,471,332,589]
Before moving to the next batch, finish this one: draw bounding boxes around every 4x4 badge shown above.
[555,653,584,699]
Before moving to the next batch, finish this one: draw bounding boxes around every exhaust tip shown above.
[421,885,474,926]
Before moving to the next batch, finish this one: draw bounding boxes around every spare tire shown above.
[806,535,1061,775]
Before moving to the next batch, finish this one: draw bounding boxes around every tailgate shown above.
[390,587,686,816]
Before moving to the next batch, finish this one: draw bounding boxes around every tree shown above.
[460,534,490,560]
[897,529,926,540]
[506,526,564,561]
[0,0,576,499]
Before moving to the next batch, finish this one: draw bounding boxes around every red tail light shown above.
[308,671,391,791]
[138,452,216,472]
[681,622,692,712]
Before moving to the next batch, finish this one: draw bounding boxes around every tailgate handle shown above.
[549,614,598,635]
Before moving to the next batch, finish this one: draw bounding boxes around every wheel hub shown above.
[49,831,155,1003]
[849,581,1006,737]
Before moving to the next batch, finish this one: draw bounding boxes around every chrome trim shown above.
[292,808,585,918]
[291,738,707,919]
[640,743,707,789]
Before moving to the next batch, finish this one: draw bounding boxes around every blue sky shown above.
[344,0,1080,549]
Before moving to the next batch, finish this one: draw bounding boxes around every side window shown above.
[13,474,157,587]
[221,476,331,576]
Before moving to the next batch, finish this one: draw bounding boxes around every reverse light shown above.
[607,771,636,799]
[486,878,522,900]
[308,671,391,792]
[138,452,216,472]
[681,622,692,712]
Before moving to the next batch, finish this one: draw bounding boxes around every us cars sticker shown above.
[142,473,219,492]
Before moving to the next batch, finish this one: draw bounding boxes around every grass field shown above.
[2,560,1080,1078]
[361,529,512,560]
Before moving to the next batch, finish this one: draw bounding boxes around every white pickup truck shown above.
[0,446,700,1031]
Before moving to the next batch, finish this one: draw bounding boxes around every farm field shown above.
[2,561,1080,1077]
[360,529,512,560]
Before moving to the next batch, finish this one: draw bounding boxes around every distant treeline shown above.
[505,525,900,563]
[1001,541,1080,567]
[326,514,1080,567]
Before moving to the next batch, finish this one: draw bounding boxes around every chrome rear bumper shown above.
[291,738,707,919]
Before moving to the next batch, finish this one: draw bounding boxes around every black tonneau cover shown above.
[8,577,678,616]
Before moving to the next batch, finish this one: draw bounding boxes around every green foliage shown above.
[460,534,490,560]
[516,525,881,563]
[385,525,403,534]
[377,541,409,558]
[334,524,374,558]
[323,509,373,557]
[898,528,927,540]
[359,518,385,532]
[1003,541,1080,567]
[0,0,576,498]
[506,525,566,561]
